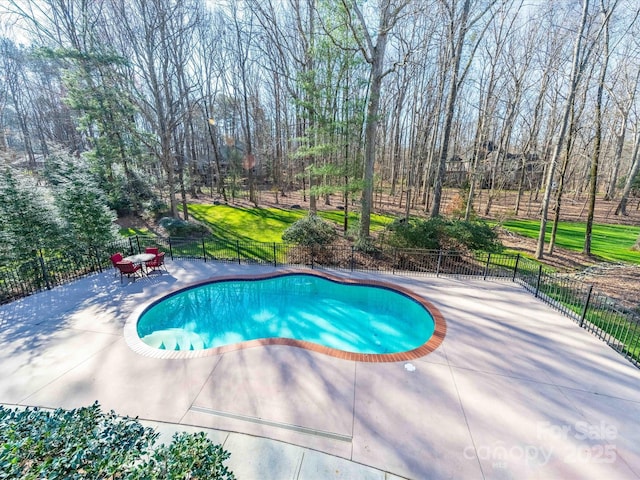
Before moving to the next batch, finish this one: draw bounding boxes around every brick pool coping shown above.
[124,269,447,362]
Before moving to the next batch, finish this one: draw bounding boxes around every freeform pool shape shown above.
[125,270,446,362]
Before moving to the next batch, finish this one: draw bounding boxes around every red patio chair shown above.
[145,252,167,275]
[115,260,143,283]
[145,247,159,255]
[110,253,124,277]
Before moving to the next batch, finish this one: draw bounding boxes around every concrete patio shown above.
[1,260,639,479]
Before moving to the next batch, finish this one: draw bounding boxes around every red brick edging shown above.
[124,269,447,363]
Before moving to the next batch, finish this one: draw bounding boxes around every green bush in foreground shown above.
[0,403,235,480]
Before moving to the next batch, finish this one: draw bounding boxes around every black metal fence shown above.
[1,235,638,368]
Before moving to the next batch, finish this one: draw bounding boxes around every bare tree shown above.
[193,9,228,201]
[607,7,640,202]
[465,0,526,220]
[1,40,36,166]
[615,127,640,216]
[430,0,498,218]
[605,64,640,202]
[107,0,200,217]
[227,0,259,207]
[535,0,591,260]
[584,0,618,256]
[339,0,411,242]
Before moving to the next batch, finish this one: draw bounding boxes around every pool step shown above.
[141,329,205,351]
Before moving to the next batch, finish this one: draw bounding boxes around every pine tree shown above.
[0,168,65,262]
[44,152,119,250]
[37,47,149,214]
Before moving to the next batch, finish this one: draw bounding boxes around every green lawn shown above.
[187,204,393,242]
[118,227,149,236]
[500,219,640,264]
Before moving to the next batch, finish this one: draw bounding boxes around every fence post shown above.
[351,246,355,272]
[128,237,135,256]
[38,249,52,290]
[535,265,543,298]
[169,238,174,260]
[580,285,593,328]
[392,249,396,275]
[512,254,520,281]
[135,235,141,254]
[202,237,207,262]
[273,243,277,267]
[436,250,442,277]
[236,240,241,264]
[483,253,491,280]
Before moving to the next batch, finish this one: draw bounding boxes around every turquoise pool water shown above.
[136,273,435,354]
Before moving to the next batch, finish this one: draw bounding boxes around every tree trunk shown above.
[431,0,471,218]
[358,32,388,240]
[536,0,590,259]
[549,107,577,255]
[584,4,612,256]
[604,116,627,201]
[615,131,640,215]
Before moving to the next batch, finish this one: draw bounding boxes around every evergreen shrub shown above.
[282,214,337,246]
[385,217,503,253]
[158,217,210,237]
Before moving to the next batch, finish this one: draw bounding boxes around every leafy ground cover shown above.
[0,403,234,479]
[499,219,640,265]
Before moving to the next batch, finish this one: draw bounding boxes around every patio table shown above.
[123,253,156,274]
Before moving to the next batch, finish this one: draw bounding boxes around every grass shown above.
[536,278,640,364]
[119,227,149,236]
[120,204,394,263]
[499,219,640,264]
[187,204,393,242]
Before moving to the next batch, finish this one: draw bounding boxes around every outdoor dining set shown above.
[109,247,167,283]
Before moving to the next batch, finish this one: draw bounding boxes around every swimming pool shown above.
[126,270,446,361]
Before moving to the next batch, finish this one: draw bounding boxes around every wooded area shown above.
[1,0,640,259]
